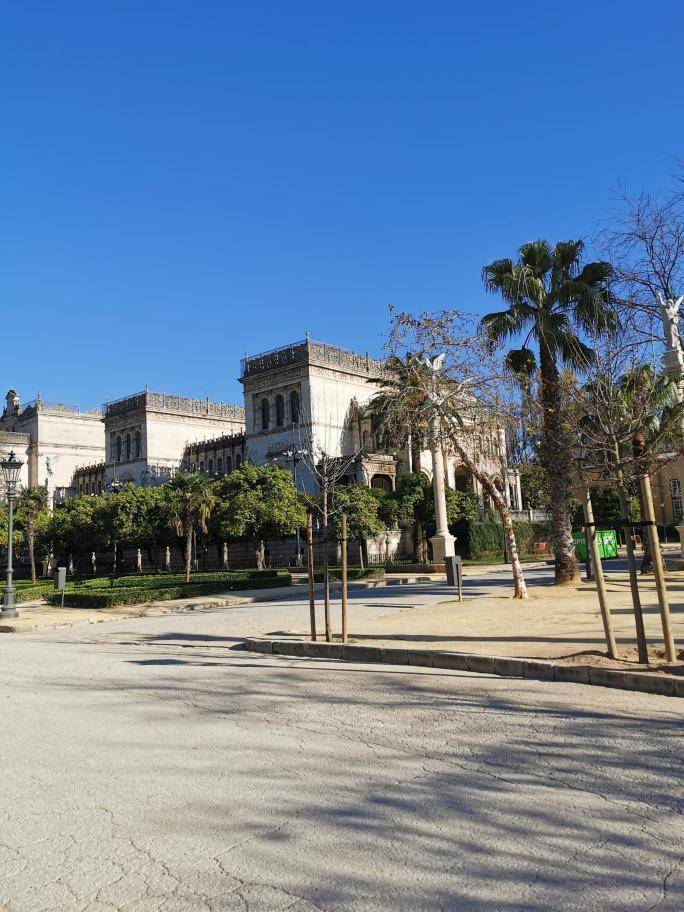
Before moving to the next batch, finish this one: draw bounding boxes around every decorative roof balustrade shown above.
[241,339,384,379]
[104,391,245,420]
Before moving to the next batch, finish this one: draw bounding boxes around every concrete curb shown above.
[242,638,684,699]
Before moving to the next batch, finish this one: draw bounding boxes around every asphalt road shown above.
[0,578,682,911]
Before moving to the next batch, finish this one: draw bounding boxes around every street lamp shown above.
[1,450,24,619]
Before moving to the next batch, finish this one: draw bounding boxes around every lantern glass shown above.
[1,451,24,494]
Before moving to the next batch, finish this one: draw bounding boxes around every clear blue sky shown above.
[2,1,682,407]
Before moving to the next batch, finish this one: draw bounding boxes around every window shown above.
[134,430,141,458]
[275,394,284,427]
[670,479,682,519]
[290,390,300,424]
[217,457,223,475]
[98,481,103,494]
[115,436,122,463]
[125,434,131,461]
[362,429,369,447]
[226,455,232,473]
[236,453,242,467]
[261,398,270,430]
[199,461,205,473]
[208,458,214,475]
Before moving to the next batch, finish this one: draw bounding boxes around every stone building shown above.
[4,338,522,519]
[73,390,246,490]
[0,390,105,506]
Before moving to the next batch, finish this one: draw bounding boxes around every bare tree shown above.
[601,174,684,345]
[294,401,369,641]
[565,325,683,660]
[378,309,529,598]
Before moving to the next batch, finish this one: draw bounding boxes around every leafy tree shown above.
[163,473,217,581]
[517,464,550,510]
[392,472,477,562]
[213,463,305,569]
[327,483,385,567]
[482,239,614,584]
[47,495,103,568]
[16,486,49,581]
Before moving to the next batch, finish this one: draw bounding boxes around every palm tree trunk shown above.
[28,520,36,582]
[440,414,528,598]
[539,337,580,584]
[184,524,192,582]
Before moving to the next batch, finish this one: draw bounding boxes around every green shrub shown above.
[313,567,385,582]
[467,522,504,559]
[460,521,552,560]
[72,569,289,591]
[1,582,53,603]
[47,573,292,609]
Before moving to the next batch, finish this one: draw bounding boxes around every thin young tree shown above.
[163,473,216,582]
[481,239,615,584]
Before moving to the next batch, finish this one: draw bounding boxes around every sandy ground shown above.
[303,572,684,669]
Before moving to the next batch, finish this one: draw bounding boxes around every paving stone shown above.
[430,652,469,671]
[493,657,524,677]
[522,660,554,680]
[467,654,496,675]
[553,664,591,684]
[407,650,434,668]
[380,648,409,665]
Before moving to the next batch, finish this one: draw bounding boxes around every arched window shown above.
[217,457,223,475]
[261,398,270,430]
[115,436,122,463]
[125,434,131,461]
[290,390,300,424]
[275,394,284,427]
[199,460,205,473]
[208,458,214,475]
[236,453,242,467]
[362,429,369,447]
[98,481,102,494]
[226,455,232,473]
[134,430,141,458]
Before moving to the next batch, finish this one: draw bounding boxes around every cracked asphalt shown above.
[0,580,682,911]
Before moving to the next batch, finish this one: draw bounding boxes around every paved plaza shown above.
[0,578,682,911]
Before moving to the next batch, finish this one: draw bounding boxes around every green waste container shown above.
[573,529,618,561]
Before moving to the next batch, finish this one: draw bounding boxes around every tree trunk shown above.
[538,337,580,584]
[441,413,528,598]
[28,520,36,582]
[255,539,265,570]
[358,540,365,570]
[184,525,192,582]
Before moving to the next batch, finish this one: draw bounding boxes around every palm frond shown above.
[519,240,553,277]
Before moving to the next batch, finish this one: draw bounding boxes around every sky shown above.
[2,1,683,408]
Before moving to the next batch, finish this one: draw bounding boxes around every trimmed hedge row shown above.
[46,574,292,609]
[76,569,289,590]
[3,583,54,604]
[313,567,385,582]
[458,521,552,560]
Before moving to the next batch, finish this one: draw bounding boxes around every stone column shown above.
[658,294,684,565]
[429,415,455,565]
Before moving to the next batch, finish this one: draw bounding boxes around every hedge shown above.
[313,567,385,582]
[0,582,54,604]
[75,569,289,590]
[458,521,552,560]
[46,573,292,609]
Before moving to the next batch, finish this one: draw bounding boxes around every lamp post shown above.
[1,450,24,619]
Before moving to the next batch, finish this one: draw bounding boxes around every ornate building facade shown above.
[3,337,523,512]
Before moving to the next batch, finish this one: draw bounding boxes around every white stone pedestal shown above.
[430,532,456,566]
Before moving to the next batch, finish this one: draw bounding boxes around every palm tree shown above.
[482,240,614,584]
[163,473,216,582]
[17,486,48,582]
